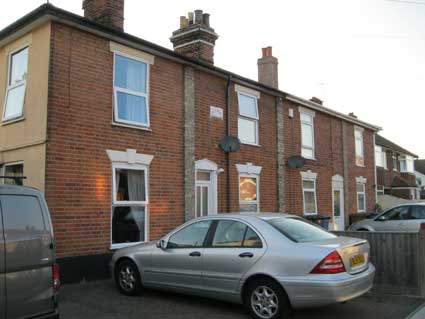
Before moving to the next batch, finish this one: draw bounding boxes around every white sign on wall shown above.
[210,106,224,120]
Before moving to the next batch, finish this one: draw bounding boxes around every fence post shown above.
[419,224,425,298]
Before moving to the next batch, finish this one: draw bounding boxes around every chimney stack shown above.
[258,46,279,89]
[170,10,219,64]
[310,97,323,105]
[83,0,125,31]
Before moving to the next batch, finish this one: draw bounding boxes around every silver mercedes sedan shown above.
[110,214,375,319]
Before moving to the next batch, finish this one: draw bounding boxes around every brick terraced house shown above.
[0,1,380,281]
[375,134,419,200]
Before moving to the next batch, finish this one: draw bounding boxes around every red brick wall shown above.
[46,22,376,259]
[46,23,185,258]
[283,101,376,217]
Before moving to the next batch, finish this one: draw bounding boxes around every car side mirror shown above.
[376,216,387,222]
[156,239,168,250]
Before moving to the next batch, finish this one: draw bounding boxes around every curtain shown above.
[127,170,145,202]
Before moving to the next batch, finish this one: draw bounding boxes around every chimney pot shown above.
[258,46,279,89]
[195,10,203,24]
[180,16,188,28]
[188,12,194,24]
[348,112,358,118]
[202,13,210,27]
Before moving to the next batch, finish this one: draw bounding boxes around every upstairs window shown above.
[375,146,387,169]
[3,47,28,122]
[400,155,414,173]
[237,92,259,145]
[392,155,398,171]
[355,128,364,166]
[300,111,315,159]
[113,53,149,127]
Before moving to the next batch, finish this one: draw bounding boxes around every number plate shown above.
[350,254,365,267]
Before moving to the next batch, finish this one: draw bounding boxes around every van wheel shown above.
[244,278,290,319]
[115,260,142,296]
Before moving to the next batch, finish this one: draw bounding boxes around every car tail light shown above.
[53,263,60,293]
[311,250,346,274]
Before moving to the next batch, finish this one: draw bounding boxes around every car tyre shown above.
[244,278,291,319]
[115,260,143,296]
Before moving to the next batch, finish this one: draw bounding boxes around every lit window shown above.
[112,164,148,248]
[3,47,28,122]
[375,146,387,168]
[239,175,259,212]
[400,155,414,173]
[355,128,364,166]
[302,179,317,215]
[300,112,315,159]
[237,93,259,145]
[356,182,366,213]
[1,163,24,186]
[113,53,149,127]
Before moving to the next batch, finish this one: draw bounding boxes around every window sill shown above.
[111,121,152,132]
[356,164,366,168]
[303,157,316,161]
[241,142,261,148]
[110,242,144,250]
[1,116,25,126]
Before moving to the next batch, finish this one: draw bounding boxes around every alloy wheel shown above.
[251,285,279,319]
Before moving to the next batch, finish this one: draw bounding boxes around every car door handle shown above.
[239,252,254,258]
[189,251,202,257]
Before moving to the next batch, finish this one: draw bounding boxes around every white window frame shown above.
[400,155,414,174]
[300,109,315,159]
[301,170,318,215]
[354,127,365,167]
[238,173,260,213]
[356,177,367,213]
[111,162,149,249]
[375,146,387,169]
[1,161,24,185]
[393,154,398,171]
[237,90,259,146]
[113,51,150,128]
[2,46,29,122]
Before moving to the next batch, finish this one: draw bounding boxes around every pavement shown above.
[59,280,424,319]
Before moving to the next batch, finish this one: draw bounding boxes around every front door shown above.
[0,202,5,319]
[148,220,212,290]
[195,170,216,217]
[1,195,54,318]
[333,188,345,230]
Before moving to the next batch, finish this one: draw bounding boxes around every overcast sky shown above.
[1,0,424,157]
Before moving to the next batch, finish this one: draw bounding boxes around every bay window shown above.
[113,53,149,127]
[400,155,414,173]
[3,47,28,122]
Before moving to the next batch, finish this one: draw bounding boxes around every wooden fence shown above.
[333,229,425,297]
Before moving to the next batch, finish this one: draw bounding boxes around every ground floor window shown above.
[112,164,148,248]
[376,185,384,196]
[239,175,259,212]
[356,181,366,213]
[1,162,24,185]
[302,179,317,215]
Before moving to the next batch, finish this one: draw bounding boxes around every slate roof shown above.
[375,134,418,158]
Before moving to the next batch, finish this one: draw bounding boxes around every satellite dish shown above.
[219,136,241,153]
[288,155,306,169]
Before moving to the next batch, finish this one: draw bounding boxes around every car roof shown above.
[0,184,42,196]
[197,212,296,221]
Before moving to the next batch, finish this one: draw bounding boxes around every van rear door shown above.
[1,194,55,318]
[0,200,6,319]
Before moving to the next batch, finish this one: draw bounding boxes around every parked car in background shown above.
[0,184,60,319]
[111,213,375,319]
[349,203,425,232]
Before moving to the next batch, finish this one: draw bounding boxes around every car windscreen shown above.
[266,217,337,243]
